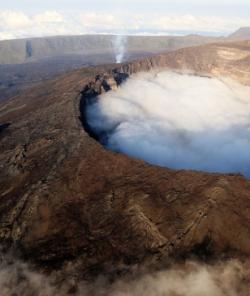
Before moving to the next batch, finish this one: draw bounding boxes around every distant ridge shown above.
[0,27,248,100]
[1,27,249,66]
[0,34,222,65]
[229,27,250,40]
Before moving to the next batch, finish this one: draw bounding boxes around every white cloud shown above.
[79,12,122,31]
[0,11,31,30]
[149,15,250,33]
[0,10,84,40]
[87,71,250,176]
[0,9,249,40]
[34,11,64,23]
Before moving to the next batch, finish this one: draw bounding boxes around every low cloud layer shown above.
[0,251,249,295]
[87,71,250,177]
[0,10,249,40]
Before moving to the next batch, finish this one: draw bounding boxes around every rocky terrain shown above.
[0,53,116,101]
[0,33,224,101]
[1,27,249,102]
[0,40,250,293]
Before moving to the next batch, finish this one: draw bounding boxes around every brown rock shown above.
[0,40,250,276]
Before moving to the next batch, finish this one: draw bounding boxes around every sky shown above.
[0,0,249,40]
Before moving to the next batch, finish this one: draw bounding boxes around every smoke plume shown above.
[113,35,127,63]
[86,71,250,177]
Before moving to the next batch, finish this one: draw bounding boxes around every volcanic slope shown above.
[0,40,250,277]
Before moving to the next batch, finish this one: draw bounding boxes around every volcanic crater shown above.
[83,70,250,177]
[0,41,250,293]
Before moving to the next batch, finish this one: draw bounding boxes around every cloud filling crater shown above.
[86,71,250,176]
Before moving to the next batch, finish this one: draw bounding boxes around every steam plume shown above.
[113,35,127,63]
[86,71,250,177]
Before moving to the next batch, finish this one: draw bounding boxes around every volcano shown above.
[0,40,250,294]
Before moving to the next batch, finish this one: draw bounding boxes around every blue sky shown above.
[0,0,249,40]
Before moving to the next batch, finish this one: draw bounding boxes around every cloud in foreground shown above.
[0,250,249,295]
